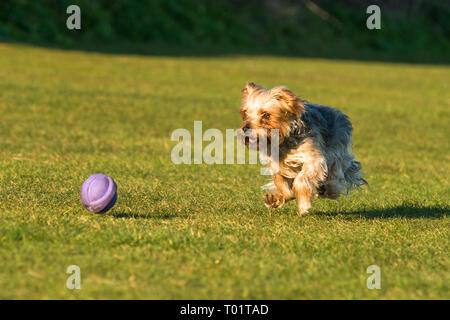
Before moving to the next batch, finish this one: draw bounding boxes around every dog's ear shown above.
[241,82,263,110]
[270,86,305,118]
[241,82,262,97]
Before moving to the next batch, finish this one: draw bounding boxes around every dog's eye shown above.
[261,112,270,119]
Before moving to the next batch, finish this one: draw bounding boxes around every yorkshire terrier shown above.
[238,82,367,215]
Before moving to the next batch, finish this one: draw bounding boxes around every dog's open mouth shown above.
[248,136,257,144]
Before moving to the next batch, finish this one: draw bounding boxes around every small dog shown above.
[238,82,367,215]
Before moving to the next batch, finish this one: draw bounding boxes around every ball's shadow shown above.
[110,211,184,219]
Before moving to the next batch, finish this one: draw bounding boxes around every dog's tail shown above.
[344,160,368,192]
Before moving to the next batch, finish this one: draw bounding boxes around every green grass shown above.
[0,43,449,299]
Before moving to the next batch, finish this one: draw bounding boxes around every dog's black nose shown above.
[242,124,251,133]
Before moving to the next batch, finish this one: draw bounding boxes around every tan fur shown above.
[239,83,305,145]
[238,82,367,215]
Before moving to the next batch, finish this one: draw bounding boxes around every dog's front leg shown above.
[263,173,294,209]
[293,159,327,215]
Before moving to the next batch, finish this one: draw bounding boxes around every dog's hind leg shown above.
[318,162,345,200]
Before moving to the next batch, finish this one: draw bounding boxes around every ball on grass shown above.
[81,174,117,213]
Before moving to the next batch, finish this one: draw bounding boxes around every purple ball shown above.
[81,174,117,213]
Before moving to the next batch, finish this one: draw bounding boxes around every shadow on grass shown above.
[111,206,449,220]
[318,206,449,219]
[111,210,195,220]
[111,211,184,220]
[2,40,449,65]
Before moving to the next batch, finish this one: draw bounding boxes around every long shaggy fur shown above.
[238,82,367,215]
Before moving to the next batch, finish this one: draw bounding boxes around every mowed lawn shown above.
[0,43,448,299]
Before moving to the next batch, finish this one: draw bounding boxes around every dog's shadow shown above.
[110,206,448,220]
[316,205,449,219]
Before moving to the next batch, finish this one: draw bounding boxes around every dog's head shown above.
[238,82,305,148]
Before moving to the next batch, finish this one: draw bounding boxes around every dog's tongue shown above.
[249,136,257,144]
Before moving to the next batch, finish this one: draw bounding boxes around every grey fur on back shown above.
[303,103,353,150]
[283,102,367,192]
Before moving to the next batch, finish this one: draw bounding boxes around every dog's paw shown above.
[297,201,311,216]
[263,193,285,209]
